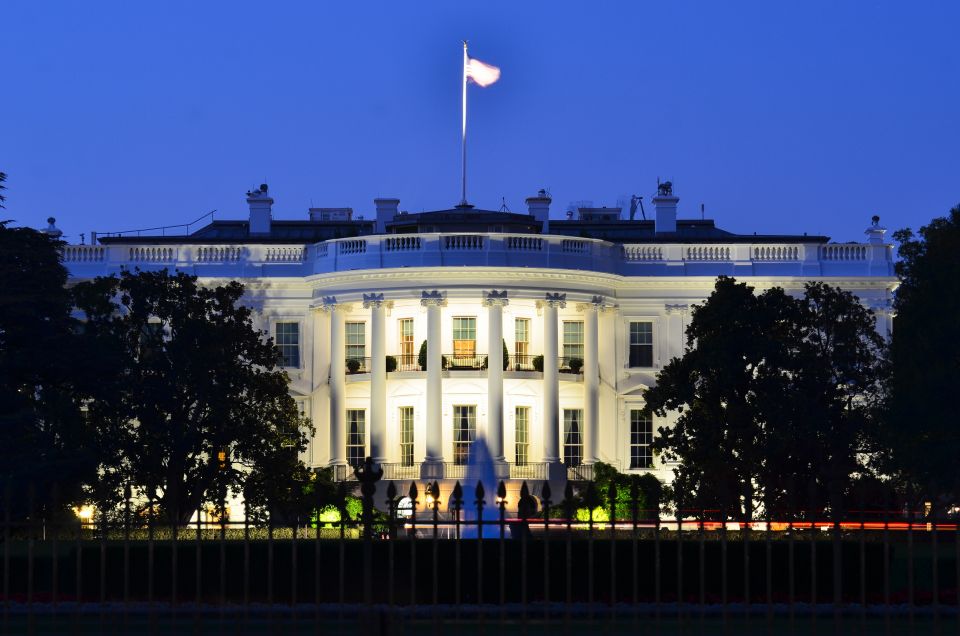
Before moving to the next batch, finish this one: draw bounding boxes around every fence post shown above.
[475,481,485,604]
[385,482,397,606]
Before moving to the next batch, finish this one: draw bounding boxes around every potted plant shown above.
[532,355,544,372]
[385,355,398,372]
[418,340,428,371]
[346,358,362,374]
[503,339,510,371]
[568,357,583,374]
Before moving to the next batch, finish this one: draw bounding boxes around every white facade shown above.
[60,193,897,506]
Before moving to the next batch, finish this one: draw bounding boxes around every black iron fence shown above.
[1,472,958,617]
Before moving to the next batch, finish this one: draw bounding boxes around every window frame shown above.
[399,406,415,467]
[628,321,654,368]
[515,406,530,466]
[452,405,477,466]
[563,408,584,467]
[629,409,654,469]
[514,318,530,359]
[452,316,477,358]
[346,408,366,467]
[275,321,301,369]
[562,320,584,360]
[345,321,366,361]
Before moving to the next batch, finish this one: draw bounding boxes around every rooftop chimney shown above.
[41,217,63,239]
[525,189,552,233]
[374,198,399,234]
[247,184,273,236]
[865,215,887,244]
[652,181,678,234]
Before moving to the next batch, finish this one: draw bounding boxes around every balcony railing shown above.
[566,463,594,481]
[391,354,421,372]
[345,357,371,374]
[509,462,546,480]
[508,354,541,372]
[331,464,357,482]
[443,354,488,371]
[558,356,584,374]
[381,462,420,480]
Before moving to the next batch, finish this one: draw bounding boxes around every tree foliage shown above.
[0,221,95,516]
[72,269,313,524]
[883,206,960,513]
[645,276,886,520]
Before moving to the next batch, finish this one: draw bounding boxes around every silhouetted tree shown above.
[73,269,313,524]
[0,220,95,517]
[883,206,960,515]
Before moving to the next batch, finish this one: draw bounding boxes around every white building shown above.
[60,183,896,509]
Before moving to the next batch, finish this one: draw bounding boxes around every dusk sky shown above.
[3,1,958,244]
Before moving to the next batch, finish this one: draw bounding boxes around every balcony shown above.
[558,357,584,374]
[381,462,420,480]
[443,354,488,371]
[508,354,541,372]
[391,354,421,372]
[345,357,371,375]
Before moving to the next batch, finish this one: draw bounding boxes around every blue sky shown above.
[2,1,958,244]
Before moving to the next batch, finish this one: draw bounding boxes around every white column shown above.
[484,290,508,464]
[421,291,446,477]
[541,293,565,475]
[364,293,387,465]
[325,300,346,466]
[581,297,601,465]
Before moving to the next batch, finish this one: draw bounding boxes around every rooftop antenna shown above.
[700,203,705,220]
[499,197,510,212]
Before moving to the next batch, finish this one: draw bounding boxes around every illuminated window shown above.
[562,321,584,360]
[399,406,414,467]
[629,410,654,469]
[629,322,653,368]
[515,407,529,466]
[276,322,300,368]
[399,318,415,368]
[453,405,476,465]
[452,317,476,358]
[563,409,583,466]
[345,322,366,361]
[346,409,366,467]
[514,318,530,359]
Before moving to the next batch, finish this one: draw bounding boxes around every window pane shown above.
[563,409,583,467]
[276,322,300,368]
[346,409,366,467]
[515,406,529,466]
[400,406,414,467]
[563,321,584,360]
[453,316,477,358]
[453,405,476,465]
[629,410,653,469]
[514,318,530,359]
[346,321,366,360]
[629,321,654,367]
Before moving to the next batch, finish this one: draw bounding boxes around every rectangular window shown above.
[629,321,654,368]
[276,322,300,368]
[452,405,476,465]
[399,318,415,368]
[514,318,530,362]
[346,409,366,467]
[515,406,529,466]
[399,406,415,467]
[630,410,654,469]
[563,409,583,467]
[562,320,584,361]
[452,317,477,358]
[345,321,366,361]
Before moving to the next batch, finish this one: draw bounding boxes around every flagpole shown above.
[461,40,468,207]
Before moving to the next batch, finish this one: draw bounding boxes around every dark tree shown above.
[646,276,886,520]
[0,221,95,516]
[73,269,313,524]
[883,206,960,515]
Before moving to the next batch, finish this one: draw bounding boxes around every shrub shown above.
[346,358,361,374]
[385,355,397,372]
[532,355,544,372]
[568,357,583,373]
[418,340,427,370]
[503,339,510,371]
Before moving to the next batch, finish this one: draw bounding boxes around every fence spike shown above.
[497,480,507,501]
[408,481,418,503]
[541,481,552,506]
[475,480,485,505]
[452,481,463,508]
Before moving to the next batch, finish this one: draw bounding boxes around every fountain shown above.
[460,434,511,539]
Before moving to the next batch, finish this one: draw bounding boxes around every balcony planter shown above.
[532,355,544,372]
[385,355,398,372]
[567,358,583,374]
[346,358,362,374]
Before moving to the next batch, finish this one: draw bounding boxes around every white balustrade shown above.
[62,245,105,262]
[685,246,730,261]
[752,245,799,261]
[505,236,543,251]
[264,246,305,263]
[338,240,367,255]
[384,236,421,251]
[195,246,242,263]
[561,239,587,253]
[623,245,663,261]
[820,244,867,261]
[444,235,484,250]
[128,247,175,263]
